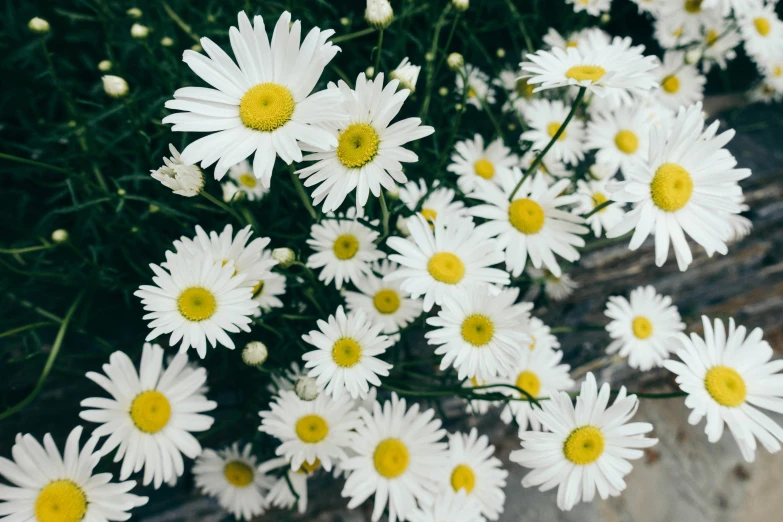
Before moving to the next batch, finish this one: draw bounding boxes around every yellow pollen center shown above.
[662,75,680,94]
[177,286,217,322]
[373,289,401,314]
[473,158,495,179]
[223,461,254,487]
[684,0,702,13]
[332,337,362,367]
[650,163,694,212]
[774,66,783,77]
[565,65,607,83]
[336,123,381,168]
[632,316,654,339]
[295,414,329,443]
[515,370,541,398]
[427,252,465,284]
[35,480,87,522]
[130,390,171,434]
[706,29,719,47]
[239,83,294,132]
[592,192,608,212]
[754,17,771,36]
[672,27,684,38]
[547,122,566,140]
[373,438,409,478]
[252,280,265,298]
[563,426,605,465]
[333,234,360,260]
[705,366,747,407]
[467,87,477,98]
[450,464,476,493]
[566,40,578,48]
[421,208,438,226]
[461,314,495,346]
[509,198,545,234]
[615,129,639,154]
[297,458,321,474]
[238,173,257,188]
[515,78,535,97]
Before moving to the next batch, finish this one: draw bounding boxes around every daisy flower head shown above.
[520,312,561,352]
[151,143,204,197]
[135,249,257,358]
[193,443,274,520]
[447,134,518,194]
[518,149,571,181]
[542,27,611,52]
[341,393,449,522]
[0,426,148,522]
[738,3,783,65]
[510,373,658,511]
[456,64,496,110]
[653,15,693,50]
[520,99,586,165]
[702,0,765,15]
[527,266,580,302]
[630,0,663,15]
[658,0,723,42]
[566,0,612,16]
[425,285,531,381]
[605,285,685,371]
[80,343,217,488]
[306,209,384,289]
[390,57,421,92]
[700,21,741,73]
[267,361,306,393]
[398,178,466,230]
[408,490,483,522]
[749,79,783,103]
[297,73,434,212]
[258,457,313,514]
[470,171,588,277]
[655,51,706,110]
[225,159,269,201]
[385,215,509,312]
[258,389,361,471]
[250,249,286,314]
[584,104,652,177]
[574,178,626,237]
[664,316,783,462]
[345,259,423,335]
[301,305,393,399]
[606,102,750,271]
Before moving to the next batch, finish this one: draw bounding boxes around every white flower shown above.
[457,64,496,110]
[702,0,766,16]
[301,305,393,399]
[163,11,344,187]
[510,373,658,511]
[606,102,750,271]
[249,249,286,314]
[102,75,128,98]
[0,427,148,522]
[225,159,269,200]
[584,104,652,177]
[272,247,296,267]
[51,229,69,243]
[630,0,662,15]
[258,457,313,513]
[520,99,586,165]
[408,490,482,522]
[542,27,611,51]
[447,134,518,194]
[193,443,273,520]
[447,52,465,71]
[605,285,685,371]
[242,341,268,366]
[295,375,320,401]
[28,17,50,33]
[341,393,449,522]
[386,215,510,312]
[519,149,571,180]
[573,178,626,237]
[151,144,204,197]
[365,0,394,29]
[98,59,112,71]
[80,344,217,488]
[527,267,580,302]
[655,51,706,110]
[565,0,611,16]
[664,316,783,462]
[701,20,741,73]
[398,178,466,229]
[520,312,560,352]
[390,57,422,92]
[452,0,470,11]
[658,0,723,42]
[130,23,149,39]
[268,361,307,393]
[258,390,361,471]
[738,3,783,65]
[297,73,434,212]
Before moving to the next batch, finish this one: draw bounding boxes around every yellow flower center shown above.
[223,461,254,487]
[130,390,171,434]
[333,234,360,260]
[684,0,702,13]
[547,122,566,140]
[450,464,476,493]
[373,289,401,314]
[467,87,477,98]
[252,280,265,298]
[515,78,535,97]
[239,83,295,132]
[35,480,87,522]
[336,123,380,168]
[373,438,410,478]
[473,158,495,179]
[754,17,771,37]
[420,208,438,227]
[705,29,719,47]
[672,27,684,38]
[295,414,329,443]
[565,65,606,83]
[461,314,495,346]
[297,458,321,474]
[427,252,465,284]
[566,40,578,48]
[614,129,639,154]
[650,163,694,212]
[662,75,680,94]
[774,65,783,77]
[177,286,217,322]
[238,173,257,188]
[632,316,654,340]
[332,337,362,367]
[563,426,605,465]
[515,370,541,398]
[705,366,747,407]
[509,198,545,235]
[592,192,608,212]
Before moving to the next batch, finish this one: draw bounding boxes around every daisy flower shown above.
[250,250,286,314]
[80,344,217,488]
[151,143,204,197]
[606,102,750,271]
[584,105,652,176]
[700,21,741,73]
[135,250,257,358]
[527,267,580,302]
[664,316,783,462]
[442,428,508,520]
[258,457,314,514]
[408,490,482,522]
[510,373,658,511]
[224,159,269,201]
[574,178,626,237]
[702,0,766,15]
[447,134,518,194]
[267,361,306,393]
[306,210,384,289]
[542,27,611,52]
[520,99,586,165]
[163,11,344,186]
[390,57,421,92]
[566,0,611,16]
[386,215,509,312]
[738,3,783,65]
[398,179,465,229]
[340,393,449,522]
[470,172,587,277]
[520,312,560,352]
[193,443,273,520]
[457,64,496,110]
[654,51,706,110]
[297,73,434,212]
[258,390,361,471]
[301,305,393,399]
[658,0,723,42]
[0,427,148,522]
[345,259,423,335]
[653,16,693,50]
[630,0,662,15]
[605,285,685,371]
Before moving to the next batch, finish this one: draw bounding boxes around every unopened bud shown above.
[51,229,69,243]
[28,17,50,34]
[126,8,142,19]
[98,60,112,72]
[366,66,375,78]
[272,247,295,268]
[452,0,469,11]
[447,52,464,71]
[102,75,129,98]
[684,48,702,65]
[242,341,268,366]
[160,36,174,47]
[295,376,319,401]
[130,23,149,39]
[496,48,506,58]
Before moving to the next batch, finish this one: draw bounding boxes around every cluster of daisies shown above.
[6,2,783,522]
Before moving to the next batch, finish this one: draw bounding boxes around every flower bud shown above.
[438,86,449,96]
[51,229,69,243]
[452,0,469,11]
[390,57,421,92]
[447,52,464,71]
[242,341,268,367]
[98,60,112,72]
[102,75,129,98]
[28,17,50,34]
[160,36,174,47]
[600,13,610,24]
[130,23,149,39]
[365,0,393,29]
[126,7,142,19]
[272,247,296,268]
[366,66,375,78]
[295,376,319,401]
[425,51,435,62]
[151,144,204,197]
[496,48,506,58]
[340,17,350,26]
[684,48,702,65]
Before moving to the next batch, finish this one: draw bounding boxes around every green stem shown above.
[378,191,390,243]
[418,4,452,121]
[331,27,375,44]
[162,2,201,44]
[288,168,317,220]
[583,199,614,219]
[0,244,56,255]
[0,153,71,174]
[373,29,384,76]
[505,0,535,54]
[200,190,247,225]
[478,95,504,139]
[0,322,56,339]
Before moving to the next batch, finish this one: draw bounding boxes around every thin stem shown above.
[200,190,247,225]
[419,4,452,121]
[331,27,375,44]
[505,0,535,54]
[373,29,384,76]
[478,95,504,139]
[583,199,614,219]
[288,168,317,220]
[0,244,56,255]
[162,2,201,44]
[0,322,56,339]
[377,191,390,243]
[0,153,71,174]
[509,86,587,201]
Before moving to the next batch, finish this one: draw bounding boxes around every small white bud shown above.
[424,51,435,62]
[242,341,268,367]
[51,229,69,243]
[447,52,464,71]
[452,0,469,11]
[390,57,421,92]
[438,86,449,96]
[496,48,506,58]
[130,23,149,39]
[149,204,160,213]
[340,17,350,26]
[295,376,319,401]
[272,247,296,268]
[684,48,702,65]
[28,17,50,34]
[190,43,202,52]
[97,60,112,72]
[385,185,400,200]
[117,188,126,196]
[365,0,394,29]
[102,75,129,98]
[455,103,463,111]
[160,36,174,47]
[151,144,204,197]
[600,13,610,23]
[396,215,410,236]
[366,66,375,78]
[126,7,142,19]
